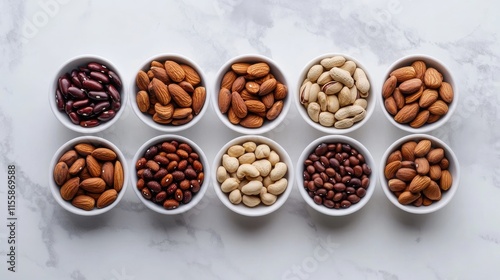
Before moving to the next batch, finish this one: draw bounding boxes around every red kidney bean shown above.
[56,90,65,110]
[87,62,108,73]
[107,84,120,102]
[303,141,372,209]
[90,71,110,83]
[68,86,86,99]
[77,106,93,117]
[97,110,115,121]
[88,91,109,100]
[136,140,204,210]
[79,119,99,127]
[93,101,110,113]
[68,112,80,124]
[72,99,89,109]
[108,71,122,88]
[58,75,71,96]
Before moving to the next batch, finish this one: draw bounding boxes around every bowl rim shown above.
[378,53,459,133]
[295,134,377,216]
[130,134,210,215]
[294,53,376,134]
[211,135,295,217]
[49,135,129,216]
[379,133,461,214]
[49,54,127,134]
[129,53,210,132]
[211,53,291,135]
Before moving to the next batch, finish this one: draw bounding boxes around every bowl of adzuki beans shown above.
[296,135,377,216]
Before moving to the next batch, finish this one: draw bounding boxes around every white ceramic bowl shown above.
[49,136,129,216]
[296,135,376,216]
[130,53,209,132]
[379,134,460,214]
[49,54,126,134]
[212,54,291,134]
[379,54,458,133]
[131,135,210,215]
[212,135,294,217]
[295,53,376,134]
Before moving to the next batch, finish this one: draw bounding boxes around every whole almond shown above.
[439,82,454,103]
[266,100,283,121]
[245,81,260,94]
[218,88,232,114]
[180,64,201,86]
[178,81,194,93]
[411,60,427,80]
[399,78,422,95]
[231,91,248,118]
[384,160,402,179]
[113,160,124,192]
[388,178,407,192]
[387,150,403,163]
[422,197,433,206]
[245,100,266,114]
[74,143,96,156]
[96,189,118,209]
[390,66,416,82]
[398,191,421,205]
[232,76,246,93]
[164,60,185,83]
[419,89,438,108]
[136,91,150,112]
[151,67,171,84]
[101,161,114,187]
[408,175,431,193]
[68,158,85,176]
[382,75,397,98]
[273,83,288,100]
[414,139,432,157]
[151,60,164,68]
[424,68,443,89]
[154,103,174,119]
[427,148,444,164]
[92,148,117,161]
[136,70,150,91]
[59,149,78,166]
[240,114,264,128]
[172,107,193,119]
[384,96,398,115]
[221,71,237,90]
[231,63,251,75]
[60,177,80,201]
[428,100,448,116]
[258,78,277,96]
[192,86,206,115]
[423,180,441,200]
[401,141,417,161]
[440,170,453,191]
[151,78,171,105]
[153,113,172,124]
[395,167,417,182]
[415,157,430,175]
[54,162,69,186]
[72,195,95,211]
[405,86,424,104]
[261,92,275,109]
[409,110,430,128]
[394,103,419,123]
[427,114,441,124]
[429,165,442,181]
[80,177,106,193]
[247,62,270,78]
[168,83,192,107]
[227,107,241,124]
[86,155,102,177]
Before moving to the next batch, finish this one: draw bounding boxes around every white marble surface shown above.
[1,0,499,279]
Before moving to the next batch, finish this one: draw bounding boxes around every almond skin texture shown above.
[97,189,118,209]
[440,170,453,191]
[388,178,407,192]
[60,177,80,201]
[113,160,124,192]
[427,148,445,164]
[399,78,422,95]
[410,110,430,128]
[395,168,417,182]
[231,63,251,75]
[151,67,170,84]
[136,70,150,91]
[80,177,106,193]
[68,158,85,176]
[387,150,403,163]
[384,160,402,179]
[266,100,283,121]
[415,157,430,175]
[168,83,192,107]
[245,100,266,114]
[419,89,438,108]
[408,175,431,193]
[218,88,232,114]
[424,68,443,89]
[231,91,248,119]
[382,75,397,98]
[439,82,454,103]
[192,87,206,115]
[274,83,288,100]
[428,100,449,116]
[247,62,270,78]
[59,150,78,167]
[258,78,277,96]
[221,71,237,90]
[401,141,417,161]
[240,114,264,128]
[151,78,171,105]
[136,91,150,113]
[414,139,432,157]
[91,148,117,161]
[398,191,421,205]
[384,96,398,115]
[180,64,201,86]
[423,180,442,200]
[72,195,95,211]
[74,143,96,156]
[86,155,102,177]
[164,60,185,83]
[412,60,427,81]
[101,161,114,187]
[394,103,419,124]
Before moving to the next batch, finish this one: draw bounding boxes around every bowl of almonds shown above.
[296,53,375,134]
[380,54,458,132]
[130,54,208,132]
[49,136,128,216]
[212,135,294,217]
[379,134,460,214]
[212,54,291,134]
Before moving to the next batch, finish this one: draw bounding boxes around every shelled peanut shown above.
[300,55,370,128]
[53,143,124,210]
[135,60,206,125]
[382,61,454,128]
[218,62,288,128]
[216,141,288,207]
[384,139,453,206]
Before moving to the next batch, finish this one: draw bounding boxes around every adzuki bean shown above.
[303,142,371,209]
[55,62,122,128]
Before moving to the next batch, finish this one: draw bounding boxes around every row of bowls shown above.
[49,53,458,135]
[50,133,459,217]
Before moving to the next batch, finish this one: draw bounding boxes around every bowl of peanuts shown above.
[212,135,294,217]
[379,134,460,214]
[295,53,376,134]
[379,54,458,133]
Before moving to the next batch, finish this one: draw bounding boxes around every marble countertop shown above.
[1,0,499,279]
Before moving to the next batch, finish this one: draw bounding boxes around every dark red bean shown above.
[56,90,65,111]
[73,99,90,109]
[82,79,103,91]
[108,71,122,88]
[79,119,100,127]
[340,200,351,208]
[182,190,192,204]
[347,194,360,204]
[87,90,109,100]
[315,143,328,156]
[147,181,162,193]
[90,71,110,83]
[58,75,71,96]
[313,195,323,205]
[93,101,110,113]
[107,84,121,102]
[68,86,86,99]
[97,110,115,121]
[68,112,80,124]
[323,199,334,208]
[77,106,93,117]
[87,62,108,73]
